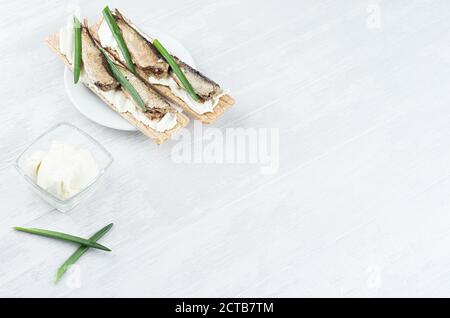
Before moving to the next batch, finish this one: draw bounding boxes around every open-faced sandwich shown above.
[46,16,189,145]
[91,7,234,124]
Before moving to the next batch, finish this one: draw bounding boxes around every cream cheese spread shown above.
[27,141,99,200]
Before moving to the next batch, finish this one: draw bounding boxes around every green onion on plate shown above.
[73,16,82,84]
[102,49,146,112]
[102,6,136,74]
[153,39,200,102]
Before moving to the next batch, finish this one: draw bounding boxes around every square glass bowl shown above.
[14,122,113,212]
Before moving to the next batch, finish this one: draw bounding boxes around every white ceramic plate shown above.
[64,28,195,131]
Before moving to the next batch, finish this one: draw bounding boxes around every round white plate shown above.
[64,28,195,131]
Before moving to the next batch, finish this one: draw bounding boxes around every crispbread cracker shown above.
[90,16,234,124]
[46,31,189,145]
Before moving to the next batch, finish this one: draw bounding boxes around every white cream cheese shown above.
[102,89,178,131]
[59,16,74,64]
[25,151,46,180]
[27,142,99,200]
[97,19,223,115]
[58,18,177,132]
[98,20,125,61]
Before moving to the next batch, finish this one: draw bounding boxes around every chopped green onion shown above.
[55,223,113,284]
[14,227,112,251]
[102,6,136,74]
[102,49,146,111]
[153,39,200,102]
[73,16,82,84]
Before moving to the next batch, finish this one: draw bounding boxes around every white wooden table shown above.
[1,0,450,297]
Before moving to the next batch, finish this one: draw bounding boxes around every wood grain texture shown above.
[2,0,450,297]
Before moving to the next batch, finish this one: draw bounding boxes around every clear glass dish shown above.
[14,122,113,212]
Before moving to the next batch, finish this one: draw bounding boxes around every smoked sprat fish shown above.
[171,57,221,102]
[117,64,172,120]
[46,17,189,144]
[114,10,169,78]
[92,8,234,124]
[81,24,119,91]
